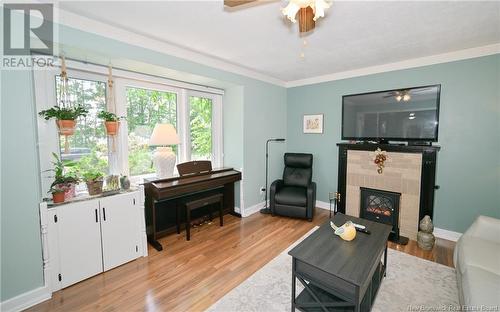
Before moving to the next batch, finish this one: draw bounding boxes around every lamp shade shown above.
[149,124,180,146]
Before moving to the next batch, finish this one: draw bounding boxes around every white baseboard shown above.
[0,285,51,312]
[434,227,462,242]
[242,201,266,217]
[316,200,330,210]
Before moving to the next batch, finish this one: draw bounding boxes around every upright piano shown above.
[143,167,242,251]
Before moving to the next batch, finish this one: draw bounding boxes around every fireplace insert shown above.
[359,187,408,245]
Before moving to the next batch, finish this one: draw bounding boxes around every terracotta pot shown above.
[105,121,120,135]
[56,119,76,136]
[52,192,65,203]
[86,180,104,196]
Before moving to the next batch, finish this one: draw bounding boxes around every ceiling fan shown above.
[224,0,331,33]
[383,87,433,102]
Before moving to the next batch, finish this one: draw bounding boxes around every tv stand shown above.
[408,141,433,146]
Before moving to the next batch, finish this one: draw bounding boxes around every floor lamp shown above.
[260,138,286,214]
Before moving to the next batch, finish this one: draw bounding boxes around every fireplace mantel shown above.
[336,143,440,239]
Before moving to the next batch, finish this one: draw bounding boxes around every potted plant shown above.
[49,184,68,204]
[82,170,104,196]
[39,105,88,135]
[98,111,123,135]
[47,153,79,200]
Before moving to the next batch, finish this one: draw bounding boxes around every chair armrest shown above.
[270,179,284,213]
[306,182,316,219]
[463,215,500,244]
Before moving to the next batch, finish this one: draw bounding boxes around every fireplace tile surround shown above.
[337,143,440,242]
[346,150,422,239]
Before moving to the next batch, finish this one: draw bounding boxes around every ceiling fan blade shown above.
[224,0,257,7]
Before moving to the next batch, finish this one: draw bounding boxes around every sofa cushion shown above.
[275,186,307,206]
[461,265,500,307]
[455,236,500,275]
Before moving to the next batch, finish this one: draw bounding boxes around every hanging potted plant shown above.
[98,111,123,135]
[49,184,68,204]
[82,170,104,196]
[38,105,88,136]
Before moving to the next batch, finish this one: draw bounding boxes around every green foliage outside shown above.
[189,96,212,160]
[126,87,177,176]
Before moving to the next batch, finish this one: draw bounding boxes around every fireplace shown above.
[360,187,408,244]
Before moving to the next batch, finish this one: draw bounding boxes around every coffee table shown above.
[289,213,392,312]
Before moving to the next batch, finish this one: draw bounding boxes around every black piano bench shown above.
[177,193,224,241]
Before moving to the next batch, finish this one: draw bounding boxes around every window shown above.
[189,95,213,161]
[56,76,108,175]
[126,86,177,177]
[35,60,223,194]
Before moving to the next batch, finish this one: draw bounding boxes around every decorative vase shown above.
[56,119,76,136]
[52,192,65,204]
[419,215,434,233]
[120,176,130,190]
[417,215,435,250]
[86,180,104,196]
[105,121,120,135]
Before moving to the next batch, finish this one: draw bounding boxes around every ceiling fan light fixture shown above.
[395,95,403,102]
[403,93,411,101]
[282,0,331,26]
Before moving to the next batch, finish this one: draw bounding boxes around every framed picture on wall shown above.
[303,114,324,134]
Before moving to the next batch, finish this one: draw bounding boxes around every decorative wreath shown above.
[373,148,387,174]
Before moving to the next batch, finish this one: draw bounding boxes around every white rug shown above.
[207,227,459,312]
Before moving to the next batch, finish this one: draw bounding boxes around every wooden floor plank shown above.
[27,209,454,312]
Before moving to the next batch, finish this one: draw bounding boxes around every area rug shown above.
[207,227,459,312]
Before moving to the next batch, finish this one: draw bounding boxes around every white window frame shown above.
[186,90,223,168]
[34,59,224,195]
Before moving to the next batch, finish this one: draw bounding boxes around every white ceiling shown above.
[57,1,500,82]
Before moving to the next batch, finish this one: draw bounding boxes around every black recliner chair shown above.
[270,153,316,221]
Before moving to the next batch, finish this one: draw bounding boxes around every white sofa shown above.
[453,215,500,307]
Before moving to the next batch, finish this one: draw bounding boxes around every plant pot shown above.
[52,192,65,203]
[105,121,120,135]
[56,119,76,136]
[86,180,104,196]
[60,183,76,201]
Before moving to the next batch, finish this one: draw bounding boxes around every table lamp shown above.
[149,124,180,179]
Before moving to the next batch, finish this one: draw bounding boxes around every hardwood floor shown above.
[28,209,454,312]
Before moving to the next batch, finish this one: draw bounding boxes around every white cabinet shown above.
[40,190,147,293]
[57,200,103,288]
[100,193,141,271]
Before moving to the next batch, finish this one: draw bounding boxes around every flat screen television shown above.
[342,85,440,142]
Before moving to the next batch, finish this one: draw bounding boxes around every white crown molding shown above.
[51,7,498,89]
[286,43,500,88]
[54,7,287,87]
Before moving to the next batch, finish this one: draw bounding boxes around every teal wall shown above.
[0,21,287,301]
[287,54,500,233]
[1,70,45,300]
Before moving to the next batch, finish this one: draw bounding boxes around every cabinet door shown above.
[100,192,141,271]
[57,200,103,288]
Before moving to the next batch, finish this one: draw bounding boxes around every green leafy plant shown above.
[97,111,123,122]
[46,153,80,189]
[39,105,88,120]
[48,184,68,194]
[82,169,104,182]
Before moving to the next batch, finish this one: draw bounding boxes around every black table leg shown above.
[384,242,388,277]
[291,258,296,312]
[148,239,163,251]
[186,207,191,241]
[219,200,223,226]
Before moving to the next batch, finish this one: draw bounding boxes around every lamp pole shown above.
[260,138,286,214]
